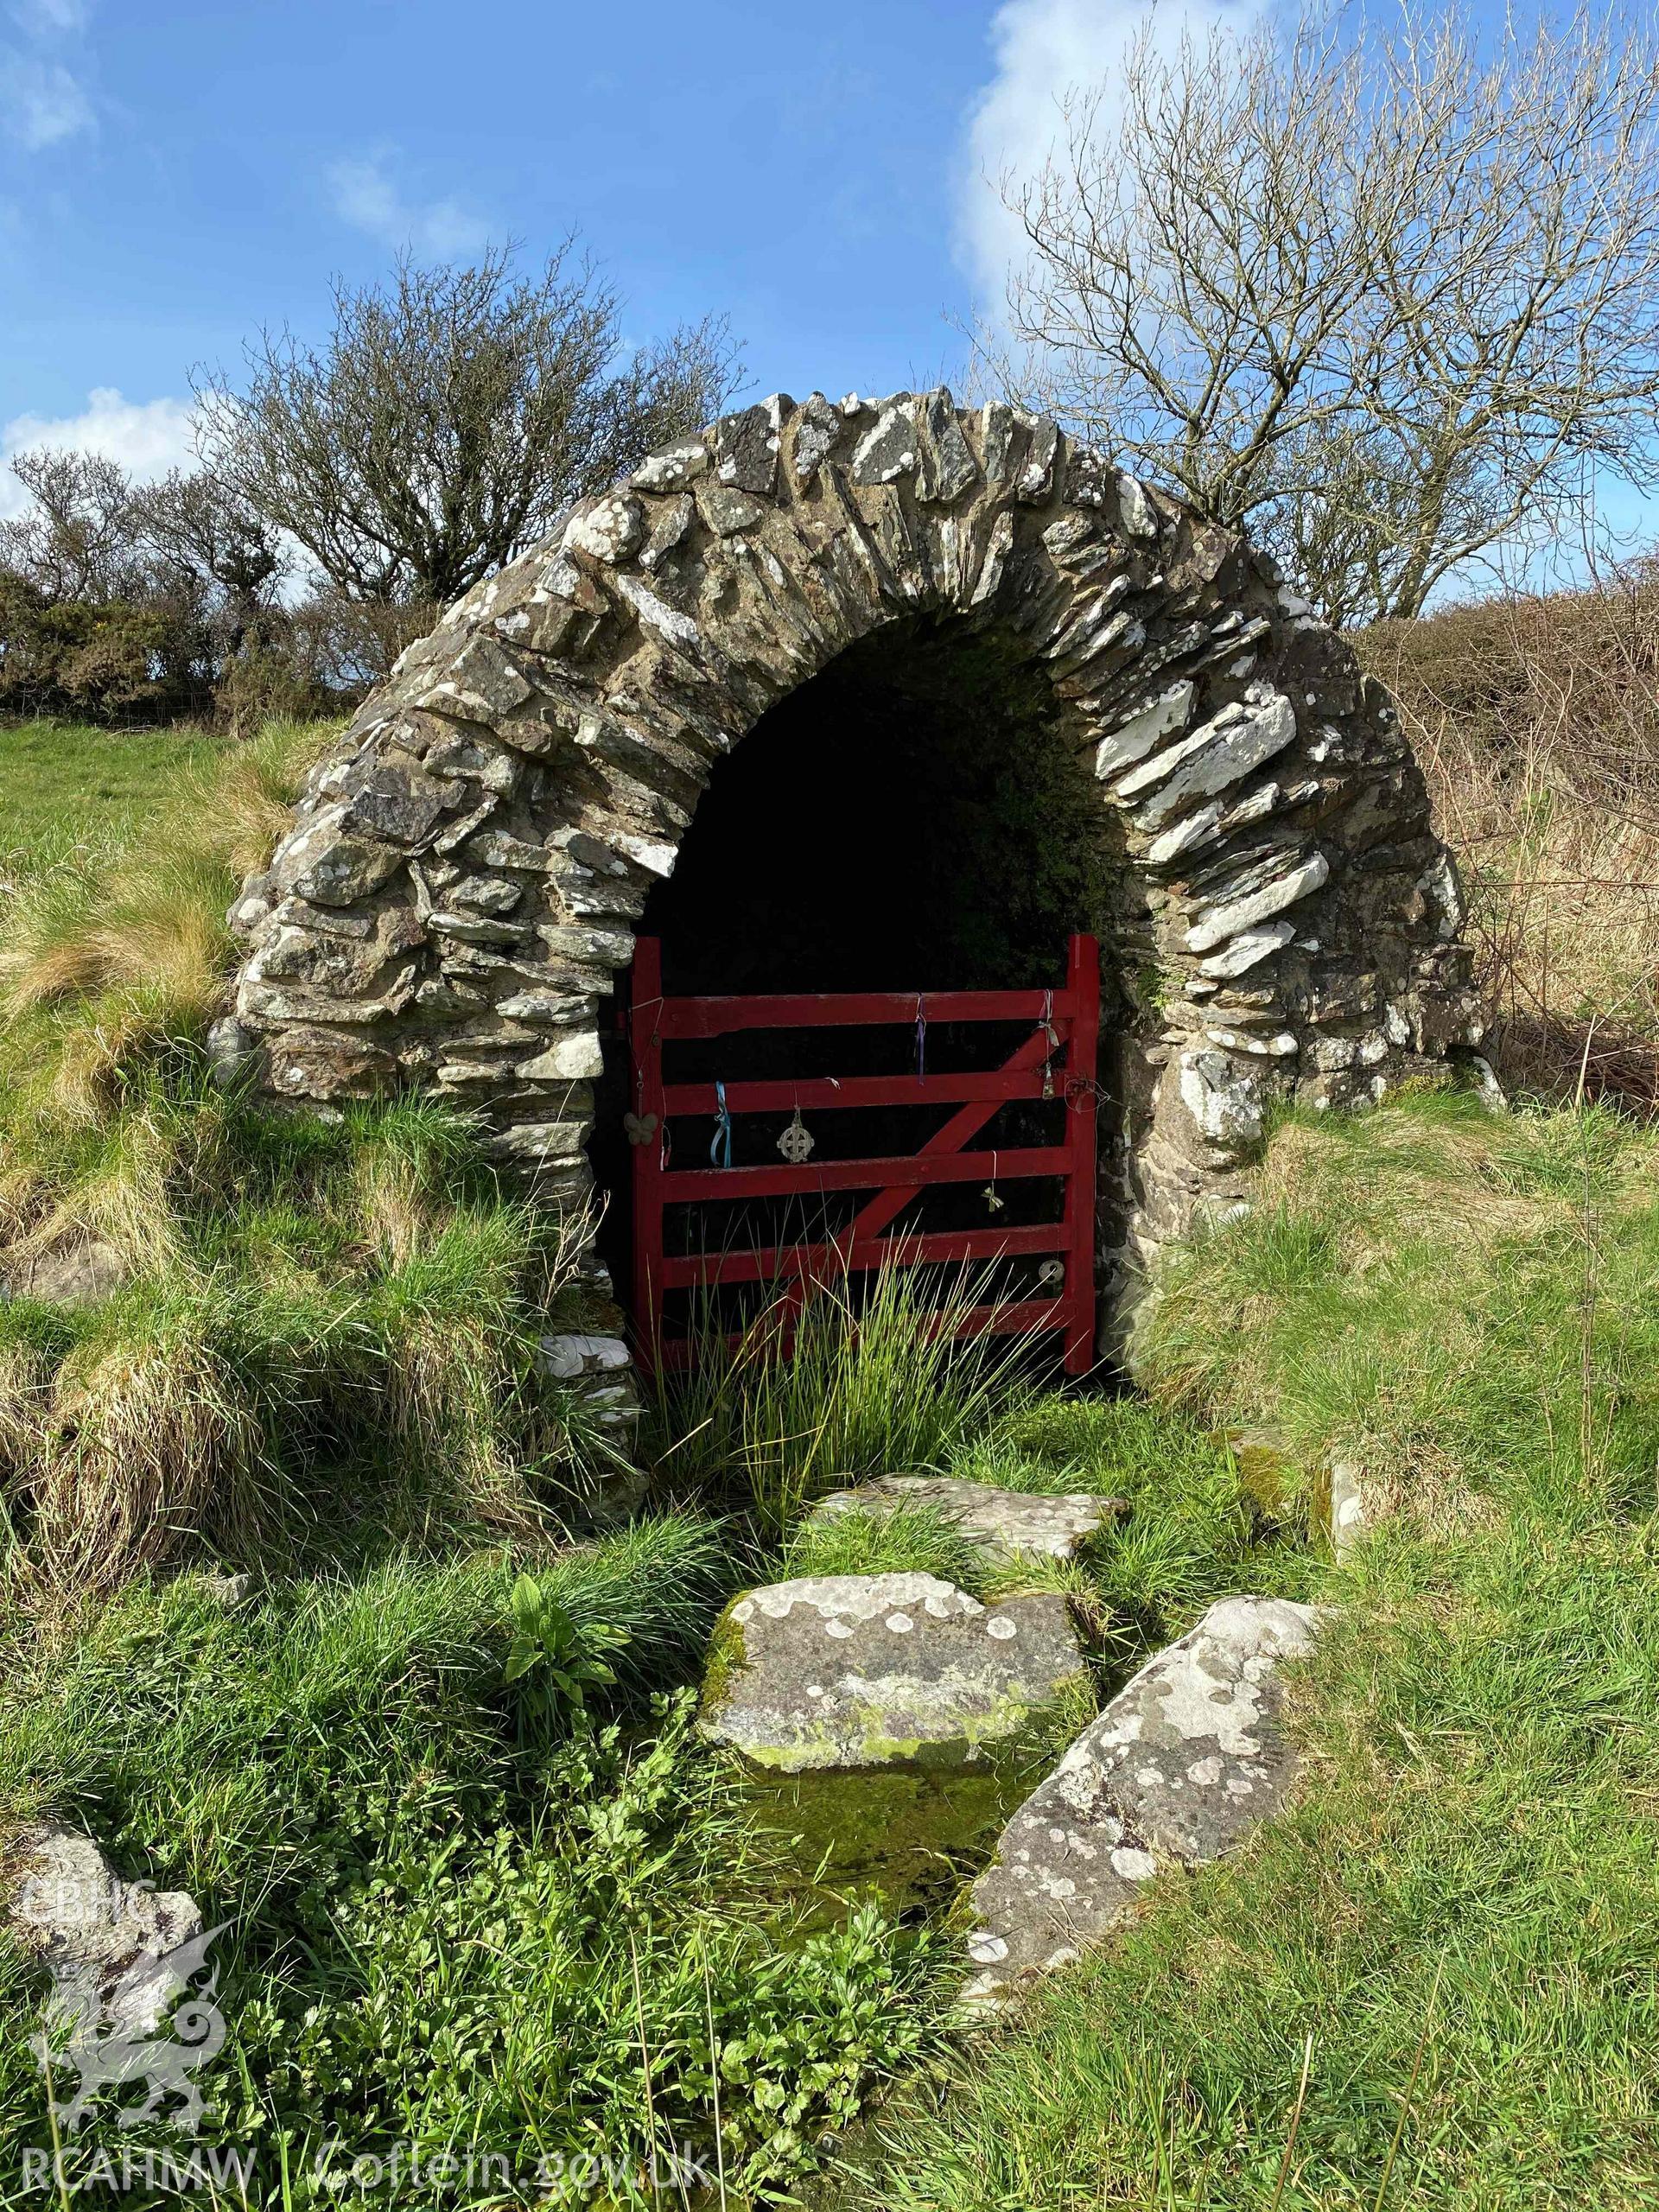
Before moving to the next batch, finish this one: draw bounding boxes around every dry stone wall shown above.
[223,389,1481,1340]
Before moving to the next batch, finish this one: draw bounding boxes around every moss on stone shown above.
[697,1601,748,1721]
[744,1762,1013,1920]
[735,1672,1099,1917]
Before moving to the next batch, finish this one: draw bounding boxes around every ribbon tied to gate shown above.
[1040,988,1059,1099]
[915,995,927,1084]
[710,1079,734,1168]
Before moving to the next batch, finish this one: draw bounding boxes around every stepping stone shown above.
[962,1594,1325,2011]
[808,1476,1121,1568]
[699,1572,1087,1774]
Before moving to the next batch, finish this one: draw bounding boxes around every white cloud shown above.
[0,388,196,517]
[958,0,1268,315]
[10,0,90,33]
[0,49,92,148]
[327,153,488,257]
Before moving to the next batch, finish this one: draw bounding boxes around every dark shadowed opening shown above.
[590,613,1122,1342]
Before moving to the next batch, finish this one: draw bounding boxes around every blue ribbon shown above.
[915,996,927,1084]
[711,1078,734,1168]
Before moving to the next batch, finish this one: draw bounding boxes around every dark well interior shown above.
[588,613,1122,1333]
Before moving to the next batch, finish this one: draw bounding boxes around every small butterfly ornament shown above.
[623,1111,659,1147]
[983,1147,1006,1213]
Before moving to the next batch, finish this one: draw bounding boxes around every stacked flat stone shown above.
[225,388,1481,1321]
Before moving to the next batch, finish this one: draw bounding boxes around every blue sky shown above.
[0,0,1124,501]
[0,0,1649,567]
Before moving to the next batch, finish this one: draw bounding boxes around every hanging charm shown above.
[777,1105,816,1164]
[623,1110,658,1147]
[1040,989,1059,1100]
[982,1148,1005,1214]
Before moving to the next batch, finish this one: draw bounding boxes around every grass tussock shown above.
[0,715,336,1127]
[0,1094,623,1597]
[0,719,627,1595]
[855,1092,1659,2210]
[1361,563,1659,1107]
[652,1267,1039,1535]
[29,1313,271,1591]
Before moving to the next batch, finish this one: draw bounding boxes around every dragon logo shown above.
[34,1922,229,2136]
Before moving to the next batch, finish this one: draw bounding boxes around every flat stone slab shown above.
[808,1477,1120,1567]
[963,1594,1325,2010]
[700,1573,1085,1775]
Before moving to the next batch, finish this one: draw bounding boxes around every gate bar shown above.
[626,935,1100,1376]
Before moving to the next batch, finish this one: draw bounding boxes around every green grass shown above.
[781,1503,995,1596]
[849,1095,1659,2210]
[0,1221,1301,2204]
[0,715,336,1128]
[0,1084,628,1592]
[949,1395,1313,1652]
[0,1525,947,2207]
[0,716,627,1592]
[15,713,1653,2206]
[0,717,237,882]
[0,717,1129,2207]
[773,1393,1313,1669]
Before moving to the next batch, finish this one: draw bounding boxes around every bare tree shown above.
[989,6,1659,623]
[195,243,742,607]
[0,450,146,603]
[130,470,288,654]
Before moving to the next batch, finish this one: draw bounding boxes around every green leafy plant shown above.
[503,1573,630,1713]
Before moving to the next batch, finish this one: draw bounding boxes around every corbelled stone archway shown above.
[224,390,1480,1355]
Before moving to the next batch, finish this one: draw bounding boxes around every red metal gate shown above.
[625,934,1101,1374]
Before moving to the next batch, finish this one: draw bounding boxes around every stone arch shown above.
[226,389,1480,1348]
